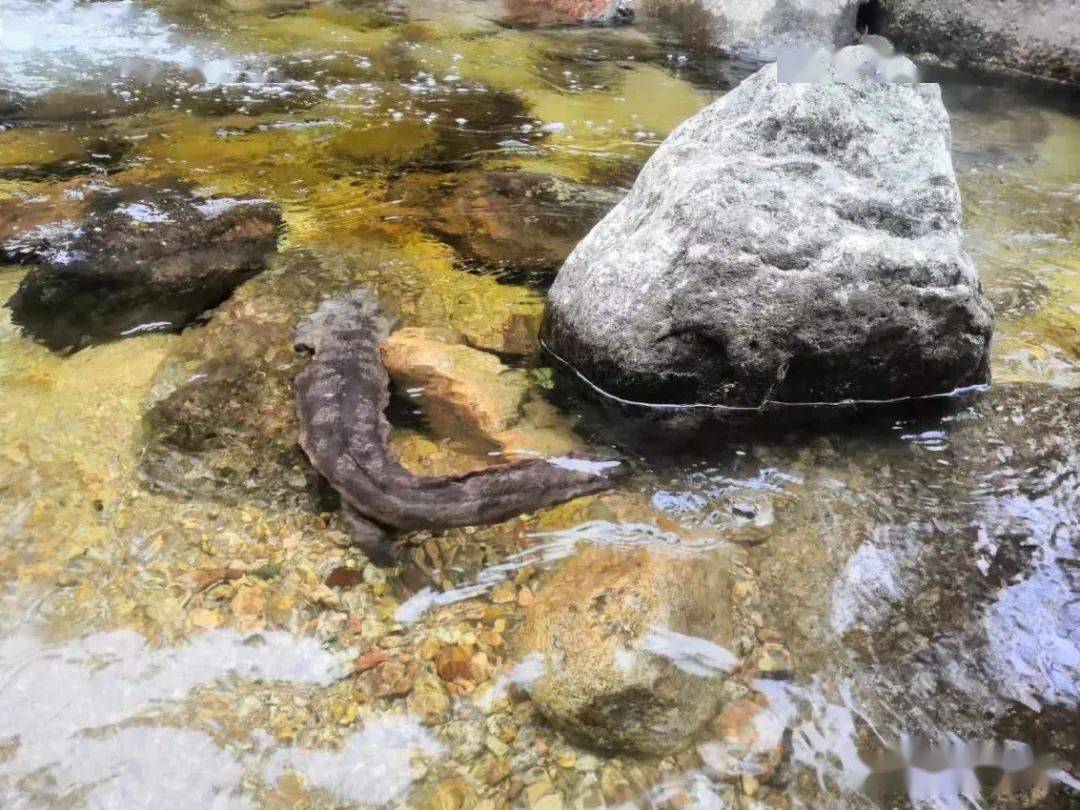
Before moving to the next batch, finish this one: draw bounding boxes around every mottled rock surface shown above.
[5,186,282,350]
[542,53,993,407]
[873,0,1080,84]
[139,251,348,506]
[516,545,736,753]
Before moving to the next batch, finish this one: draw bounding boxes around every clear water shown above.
[0,1,1077,807]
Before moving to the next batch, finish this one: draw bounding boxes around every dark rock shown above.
[871,0,1080,84]
[138,250,353,506]
[294,288,620,547]
[5,186,282,350]
[542,51,993,407]
[639,0,863,59]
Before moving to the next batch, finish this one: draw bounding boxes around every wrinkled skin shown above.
[293,289,620,561]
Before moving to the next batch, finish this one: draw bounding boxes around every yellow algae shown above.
[132,112,336,200]
[219,9,404,55]
[377,231,546,343]
[279,175,396,246]
[329,118,437,164]
[521,63,709,181]
[992,250,1080,386]
[966,109,1080,386]
[409,29,548,95]
[0,128,100,170]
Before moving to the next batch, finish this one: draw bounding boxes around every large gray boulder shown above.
[541,49,994,408]
[873,0,1079,84]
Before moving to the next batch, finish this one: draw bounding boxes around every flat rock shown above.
[5,185,282,350]
[380,327,580,455]
[139,250,345,505]
[542,49,993,407]
[516,545,737,754]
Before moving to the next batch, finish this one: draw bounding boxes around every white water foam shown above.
[0,0,250,96]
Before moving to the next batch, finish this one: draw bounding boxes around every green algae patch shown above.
[963,109,1080,387]
[520,62,710,182]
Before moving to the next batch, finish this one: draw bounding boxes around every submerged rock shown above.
[542,50,993,407]
[294,289,620,555]
[393,170,620,286]
[5,186,282,350]
[501,0,632,25]
[516,545,737,754]
[641,0,863,60]
[139,251,347,506]
[871,0,1080,84]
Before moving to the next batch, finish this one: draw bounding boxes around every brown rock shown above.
[503,0,625,25]
[516,545,737,754]
[435,644,476,682]
[355,649,390,672]
[325,567,364,589]
[428,171,619,277]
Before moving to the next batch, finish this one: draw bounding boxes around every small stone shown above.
[575,754,600,773]
[486,735,512,757]
[469,651,494,683]
[436,644,475,682]
[230,585,265,632]
[491,582,517,604]
[533,795,563,810]
[525,779,562,810]
[517,586,536,606]
[355,649,389,672]
[420,635,442,660]
[325,567,364,589]
[741,774,760,796]
[189,607,223,629]
[475,754,511,785]
[407,676,451,724]
[600,767,633,804]
[754,642,793,679]
[369,659,416,697]
[478,629,504,648]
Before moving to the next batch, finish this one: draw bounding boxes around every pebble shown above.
[754,642,794,678]
[575,754,600,773]
[486,735,512,757]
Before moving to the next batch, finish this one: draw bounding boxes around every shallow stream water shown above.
[0,1,1077,807]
